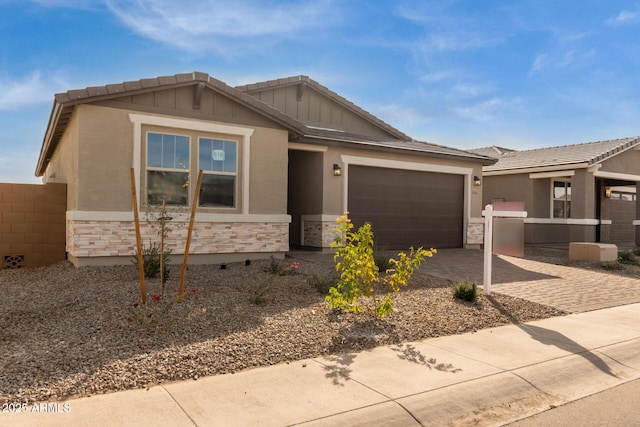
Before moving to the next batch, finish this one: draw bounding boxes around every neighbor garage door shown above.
[348,165,464,249]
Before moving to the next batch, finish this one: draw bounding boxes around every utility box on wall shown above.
[0,183,67,269]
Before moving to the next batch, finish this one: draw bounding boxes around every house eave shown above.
[299,134,495,165]
[483,163,590,176]
[35,101,65,177]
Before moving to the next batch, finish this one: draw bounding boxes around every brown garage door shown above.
[348,165,464,249]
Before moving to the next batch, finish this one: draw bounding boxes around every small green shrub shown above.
[265,256,300,276]
[601,261,624,270]
[452,280,478,302]
[307,273,339,295]
[633,248,640,257]
[619,251,634,263]
[619,251,640,266]
[252,282,274,305]
[128,289,205,334]
[266,256,281,274]
[327,213,435,318]
[132,242,171,282]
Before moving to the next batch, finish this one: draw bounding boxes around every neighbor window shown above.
[198,138,237,208]
[552,179,571,218]
[146,132,190,206]
[610,191,636,201]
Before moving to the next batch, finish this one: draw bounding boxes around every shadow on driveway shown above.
[424,248,560,285]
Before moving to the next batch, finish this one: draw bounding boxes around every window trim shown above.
[130,113,253,214]
[551,178,571,219]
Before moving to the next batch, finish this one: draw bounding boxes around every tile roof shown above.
[52,72,307,135]
[236,75,413,141]
[297,128,497,164]
[471,137,640,172]
[37,71,498,175]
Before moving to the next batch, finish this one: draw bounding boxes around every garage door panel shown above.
[348,165,464,249]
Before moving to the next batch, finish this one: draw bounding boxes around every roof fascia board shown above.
[484,163,590,176]
[593,170,640,182]
[300,135,493,164]
[529,170,576,179]
[35,101,63,176]
[288,142,328,152]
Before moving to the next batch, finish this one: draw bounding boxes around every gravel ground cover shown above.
[0,250,589,404]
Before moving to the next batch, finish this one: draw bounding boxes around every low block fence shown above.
[0,182,67,269]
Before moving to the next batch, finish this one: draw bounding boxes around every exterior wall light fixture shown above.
[333,164,342,177]
[473,176,481,187]
[605,187,612,198]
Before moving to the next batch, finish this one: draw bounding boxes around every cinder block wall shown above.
[0,183,67,268]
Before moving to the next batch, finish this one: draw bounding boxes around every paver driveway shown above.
[426,248,640,313]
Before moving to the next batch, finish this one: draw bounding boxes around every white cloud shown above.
[529,49,596,75]
[25,0,102,9]
[377,103,431,125]
[452,98,507,122]
[421,32,501,53]
[0,72,69,111]
[395,1,504,55]
[530,53,549,73]
[419,70,457,83]
[104,0,336,55]
[452,83,492,98]
[606,10,640,27]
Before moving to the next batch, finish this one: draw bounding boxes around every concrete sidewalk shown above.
[3,303,640,426]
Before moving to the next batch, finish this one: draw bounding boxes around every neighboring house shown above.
[470,138,640,246]
[36,72,495,266]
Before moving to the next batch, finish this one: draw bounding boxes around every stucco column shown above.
[570,169,596,242]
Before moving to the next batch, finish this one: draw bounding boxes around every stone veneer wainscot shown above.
[67,220,289,258]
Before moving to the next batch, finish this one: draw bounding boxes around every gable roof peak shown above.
[236,75,412,141]
[36,71,309,176]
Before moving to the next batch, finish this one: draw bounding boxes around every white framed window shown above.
[146,132,190,206]
[198,138,237,208]
[131,114,253,214]
[552,179,571,218]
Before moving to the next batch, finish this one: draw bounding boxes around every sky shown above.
[1,0,640,183]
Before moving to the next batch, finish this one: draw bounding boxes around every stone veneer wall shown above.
[302,220,337,248]
[67,220,288,258]
[466,222,484,245]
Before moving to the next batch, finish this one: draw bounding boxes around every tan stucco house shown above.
[36,72,495,266]
[471,138,640,246]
